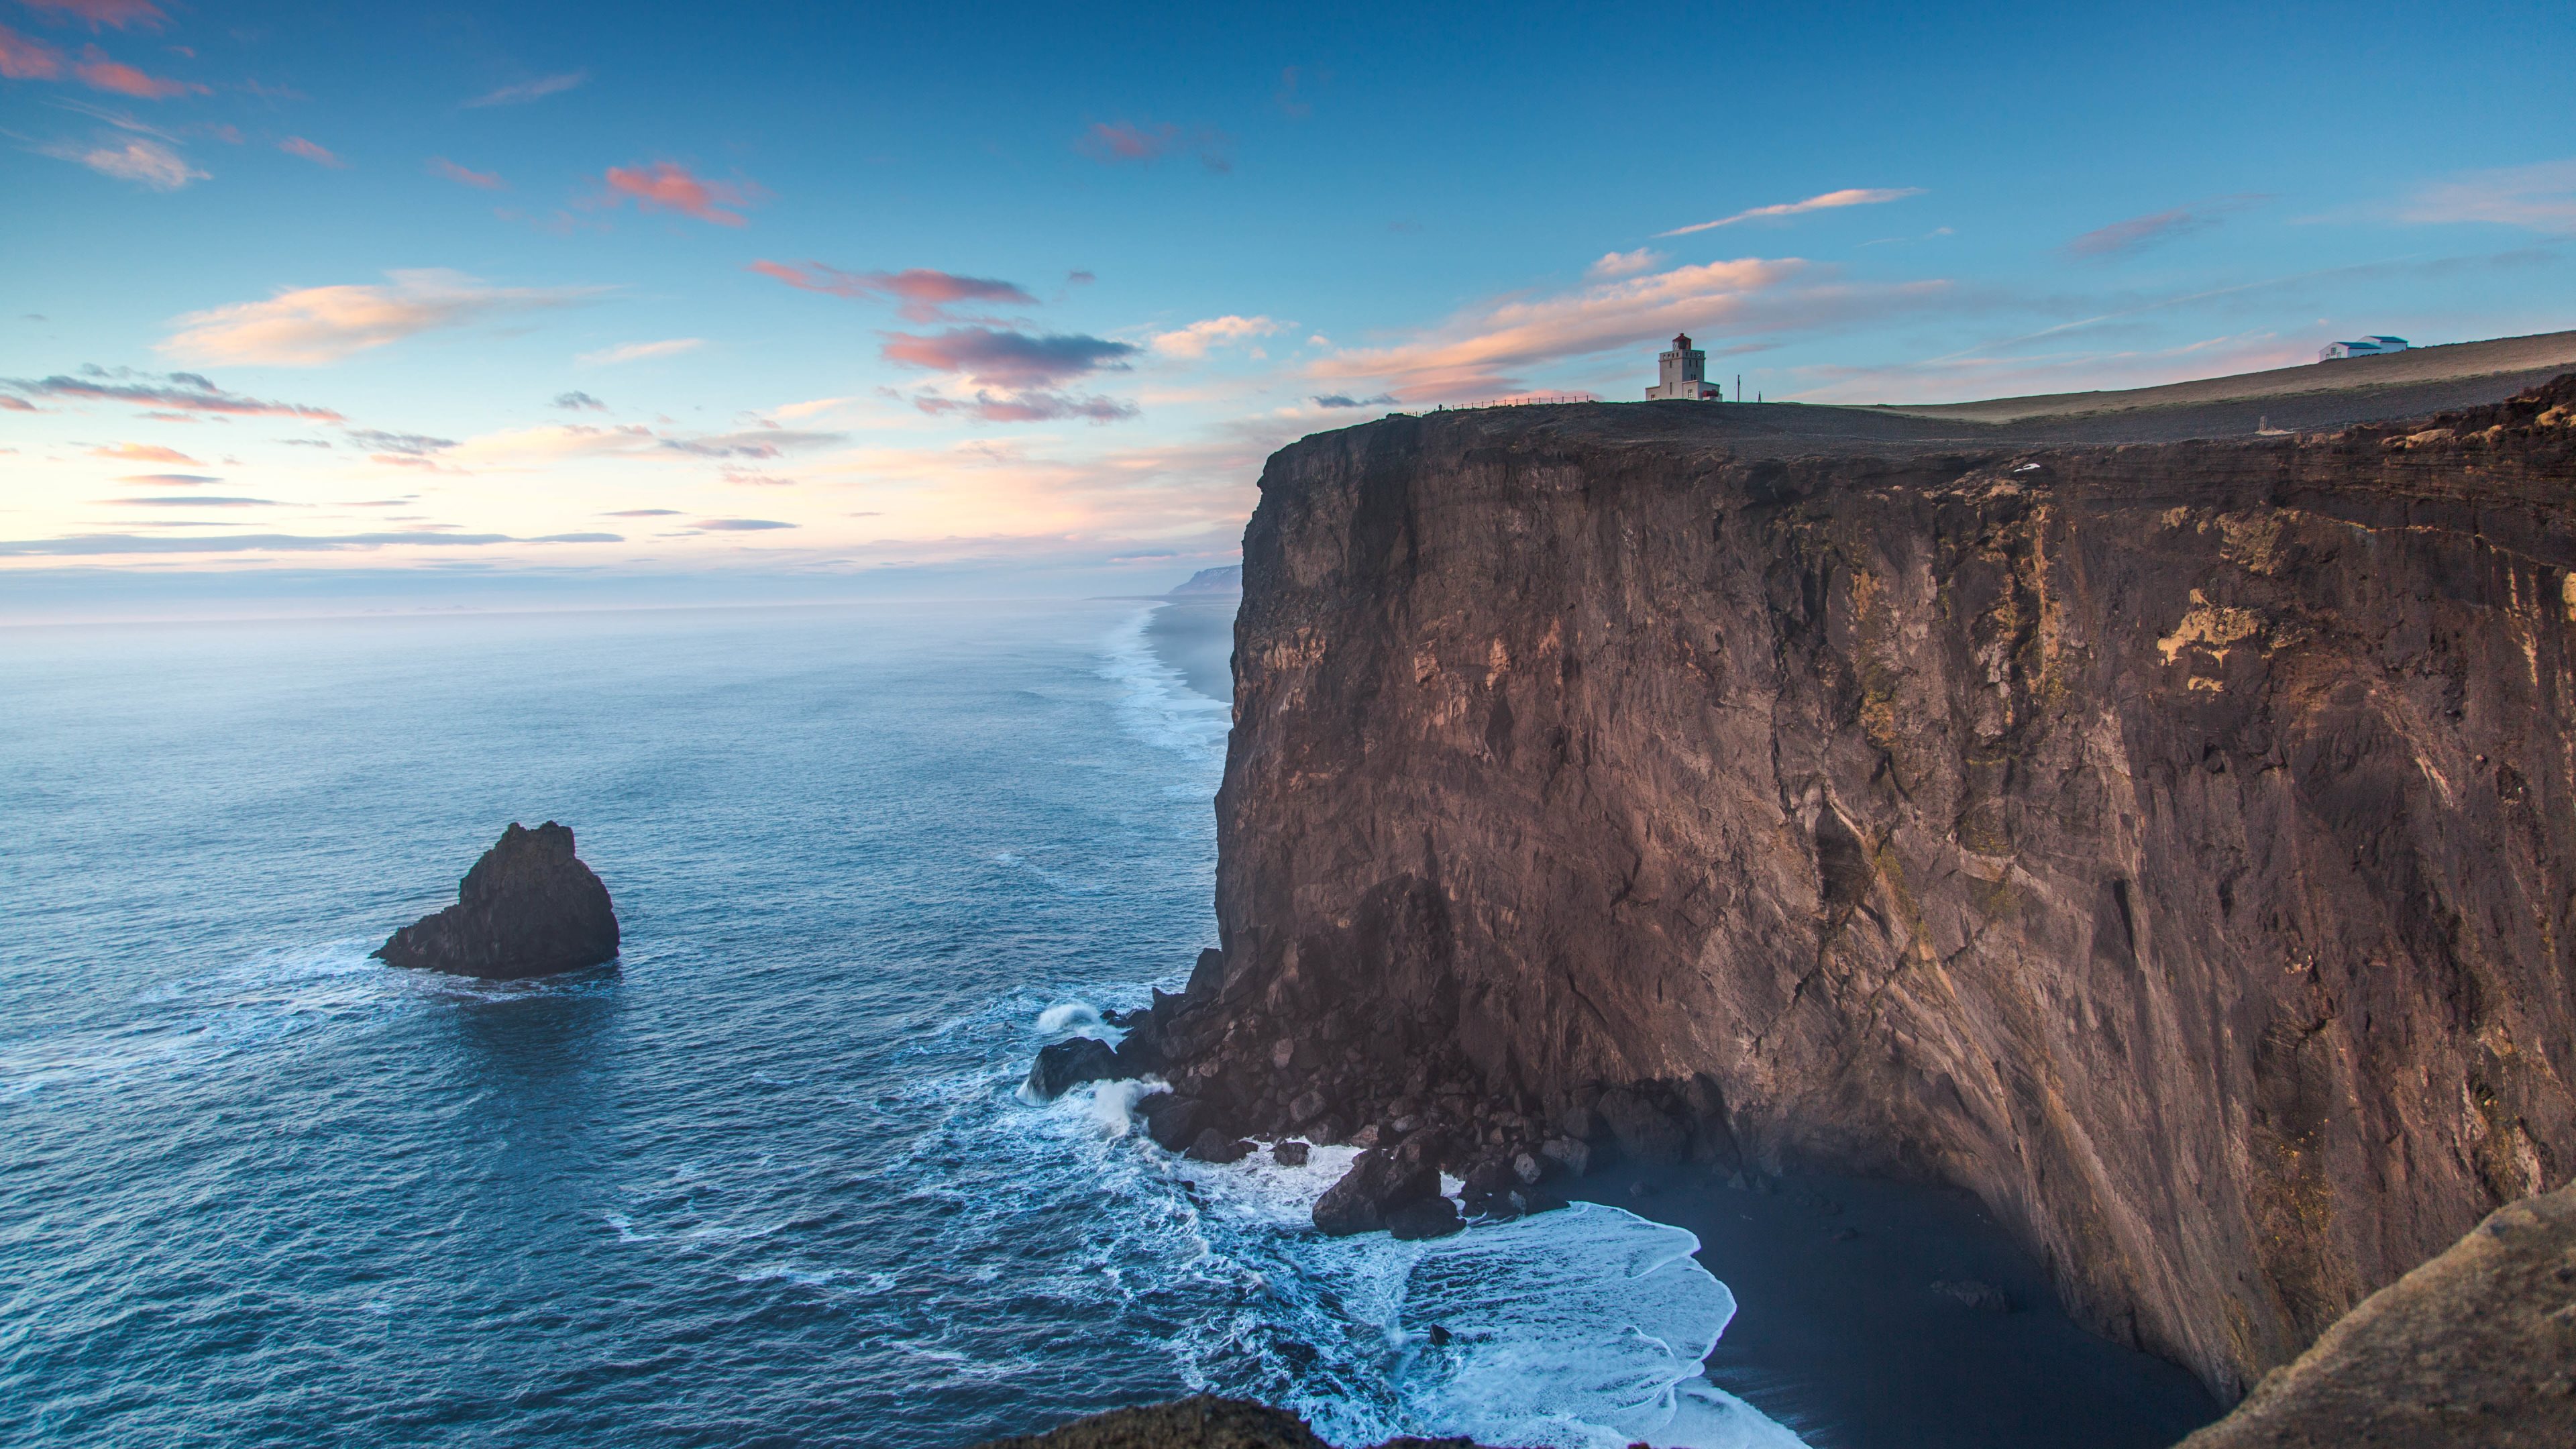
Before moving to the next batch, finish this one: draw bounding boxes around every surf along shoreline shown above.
[1131,594,2219,1449]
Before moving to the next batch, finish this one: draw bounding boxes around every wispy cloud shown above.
[603,508,681,517]
[112,471,217,484]
[462,71,586,109]
[694,518,796,531]
[343,428,455,457]
[3,366,342,419]
[72,46,203,99]
[19,1,166,32]
[2400,158,2576,233]
[103,494,275,506]
[747,261,1038,321]
[160,270,598,366]
[1658,187,1923,237]
[576,337,702,366]
[1076,119,1231,173]
[32,133,203,187]
[600,161,755,225]
[278,136,343,168]
[2065,195,2267,258]
[1,23,64,78]
[1150,315,1284,358]
[0,530,620,556]
[1310,393,1397,409]
[915,391,1136,424]
[89,443,201,464]
[1588,248,1664,278]
[1308,255,1947,398]
[553,390,606,411]
[427,156,502,189]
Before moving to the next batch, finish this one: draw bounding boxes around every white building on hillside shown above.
[1646,332,1723,400]
[2319,335,2410,362]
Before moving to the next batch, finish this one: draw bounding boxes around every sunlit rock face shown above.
[1179,380,2576,1401]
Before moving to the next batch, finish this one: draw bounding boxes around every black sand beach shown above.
[1581,1164,2218,1449]
[1144,595,1237,703]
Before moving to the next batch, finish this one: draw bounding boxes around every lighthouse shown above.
[1646,332,1722,400]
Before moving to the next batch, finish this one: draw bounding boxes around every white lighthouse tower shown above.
[1646,332,1722,400]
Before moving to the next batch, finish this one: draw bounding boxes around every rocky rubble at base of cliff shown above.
[1130,373,2576,1403]
[965,1395,1486,1449]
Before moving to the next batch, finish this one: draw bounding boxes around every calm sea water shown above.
[0,600,1799,1449]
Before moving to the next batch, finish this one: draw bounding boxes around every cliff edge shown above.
[1134,377,2576,1401]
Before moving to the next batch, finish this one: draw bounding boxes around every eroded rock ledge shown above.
[1124,377,2576,1403]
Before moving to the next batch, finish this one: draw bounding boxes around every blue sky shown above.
[3,0,2571,618]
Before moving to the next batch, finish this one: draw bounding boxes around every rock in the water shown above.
[1385,1195,1464,1240]
[1185,1128,1252,1163]
[1537,1137,1590,1179]
[1026,1037,1123,1100]
[374,821,618,978]
[1272,1140,1311,1167]
[1311,1146,1440,1236]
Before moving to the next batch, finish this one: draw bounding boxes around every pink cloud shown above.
[916,391,1137,424]
[19,0,166,31]
[278,136,344,168]
[0,23,65,78]
[90,442,203,464]
[1076,120,1230,173]
[74,46,203,98]
[428,156,504,189]
[601,162,755,226]
[880,327,1138,389]
[2401,159,2576,233]
[747,260,1038,321]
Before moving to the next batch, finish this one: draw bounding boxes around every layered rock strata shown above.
[376,821,620,978]
[1123,377,2576,1401]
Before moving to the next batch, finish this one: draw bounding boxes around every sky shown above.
[3,0,2572,619]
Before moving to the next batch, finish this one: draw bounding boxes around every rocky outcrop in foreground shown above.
[2178,1180,2576,1447]
[375,822,619,977]
[1125,376,2576,1401]
[967,1395,1480,1449]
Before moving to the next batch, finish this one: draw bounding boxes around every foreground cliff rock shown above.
[2178,1180,2576,1447]
[1122,376,2576,1401]
[375,822,620,977]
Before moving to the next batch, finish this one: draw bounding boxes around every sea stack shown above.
[375,822,620,978]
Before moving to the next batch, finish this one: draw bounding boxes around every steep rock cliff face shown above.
[1175,380,2576,1400]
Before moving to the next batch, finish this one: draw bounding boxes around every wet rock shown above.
[1933,1279,2012,1313]
[1538,1137,1590,1179]
[1026,1037,1122,1100]
[374,821,618,979]
[1312,1146,1440,1236]
[1185,1129,1254,1164]
[1142,1095,1203,1152]
[1511,1152,1543,1186]
[1385,1196,1464,1240]
[1272,1140,1311,1167]
[1459,1159,1520,1219]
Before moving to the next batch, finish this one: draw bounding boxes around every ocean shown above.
[0,600,1802,1449]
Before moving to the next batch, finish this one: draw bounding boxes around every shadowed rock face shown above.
[375,822,619,978]
[1155,378,2576,1401]
[965,1394,1484,1449]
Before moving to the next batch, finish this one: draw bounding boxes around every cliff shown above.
[1143,377,2576,1401]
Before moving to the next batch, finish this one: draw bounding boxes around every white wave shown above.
[1036,1001,1104,1034]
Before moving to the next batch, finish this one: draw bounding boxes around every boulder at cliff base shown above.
[374,822,620,979]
